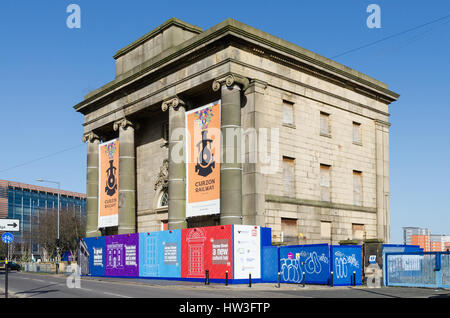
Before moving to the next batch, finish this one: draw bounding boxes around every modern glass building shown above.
[0,179,86,257]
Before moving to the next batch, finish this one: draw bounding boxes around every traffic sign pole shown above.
[2,232,14,299]
[5,242,8,299]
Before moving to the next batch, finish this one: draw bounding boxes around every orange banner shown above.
[98,139,119,228]
[185,101,221,217]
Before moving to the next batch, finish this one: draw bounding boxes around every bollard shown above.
[249,273,252,288]
[302,272,305,288]
[225,271,228,286]
[330,271,334,287]
[277,272,281,288]
[205,270,209,285]
[353,271,356,287]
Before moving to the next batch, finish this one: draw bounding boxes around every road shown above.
[0,271,449,299]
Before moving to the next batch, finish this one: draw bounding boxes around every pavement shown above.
[0,270,449,299]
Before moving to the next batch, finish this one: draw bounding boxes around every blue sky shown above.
[0,1,449,243]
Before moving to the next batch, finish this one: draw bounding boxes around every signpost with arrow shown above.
[0,219,19,298]
[0,219,20,232]
[2,232,14,299]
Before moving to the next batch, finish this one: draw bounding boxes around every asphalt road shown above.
[0,271,449,299]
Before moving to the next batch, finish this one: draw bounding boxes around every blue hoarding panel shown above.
[262,246,279,283]
[83,236,105,277]
[279,244,330,284]
[261,227,272,247]
[330,245,362,286]
[139,230,181,278]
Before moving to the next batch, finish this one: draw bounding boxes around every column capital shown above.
[161,95,187,112]
[82,131,100,143]
[113,118,134,131]
[212,73,250,92]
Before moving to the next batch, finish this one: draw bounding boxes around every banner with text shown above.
[98,139,119,228]
[233,225,261,279]
[139,230,181,278]
[185,101,221,218]
[105,233,139,277]
[181,225,233,279]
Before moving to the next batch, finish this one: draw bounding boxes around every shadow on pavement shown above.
[14,283,61,298]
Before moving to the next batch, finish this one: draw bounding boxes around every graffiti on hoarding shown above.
[280,251,329,283]
[334,251,360,279]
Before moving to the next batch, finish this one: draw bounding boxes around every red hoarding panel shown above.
[181,225,233,280]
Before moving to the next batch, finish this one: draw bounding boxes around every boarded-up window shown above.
[283,100,294,125]
[283,157,295,197]
[352,223,365,240]
[320,164,331,202]
[353,122,361,144]
[281,218,298,243]
[353,170,362,206]
[321,221,332,239]
[320,112,330,136]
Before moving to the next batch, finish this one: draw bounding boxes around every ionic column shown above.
[113,118,136,234]
[162,96,187,230]
[213,74,249,225]
[83,131,101,237]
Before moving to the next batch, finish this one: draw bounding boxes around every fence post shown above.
[302,272,305,288]
[277,272,281,288]
[330,271,333,287]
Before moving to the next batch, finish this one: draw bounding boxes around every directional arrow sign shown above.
[0,219,20,232]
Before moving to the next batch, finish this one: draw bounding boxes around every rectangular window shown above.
[281,218,298,243]
[320,112,330,136]
[282,100,294,126]
[353,122,361,144]
[320,164,331,202]
[353,170,362,206]
[321,221,332,239]
[283,157,295,197]
[352,223,365,240]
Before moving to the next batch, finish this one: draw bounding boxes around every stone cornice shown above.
[265,194,377,214]
[74,18,399,114]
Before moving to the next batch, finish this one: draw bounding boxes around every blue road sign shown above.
[2,232,14,244]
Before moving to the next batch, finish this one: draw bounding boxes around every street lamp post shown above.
[36,179,60,274]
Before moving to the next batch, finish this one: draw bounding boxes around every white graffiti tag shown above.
[305,252,322,274]
[334,252,360,279]
[280,258,301,283]
[280,252,329,282]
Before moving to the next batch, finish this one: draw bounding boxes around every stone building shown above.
[74,18,398,244]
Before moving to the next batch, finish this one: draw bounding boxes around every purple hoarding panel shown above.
[105,233,139,277]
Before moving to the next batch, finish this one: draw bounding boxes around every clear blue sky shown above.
[0,0,449,244]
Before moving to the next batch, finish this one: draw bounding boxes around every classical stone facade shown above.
[75,18,398,244]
